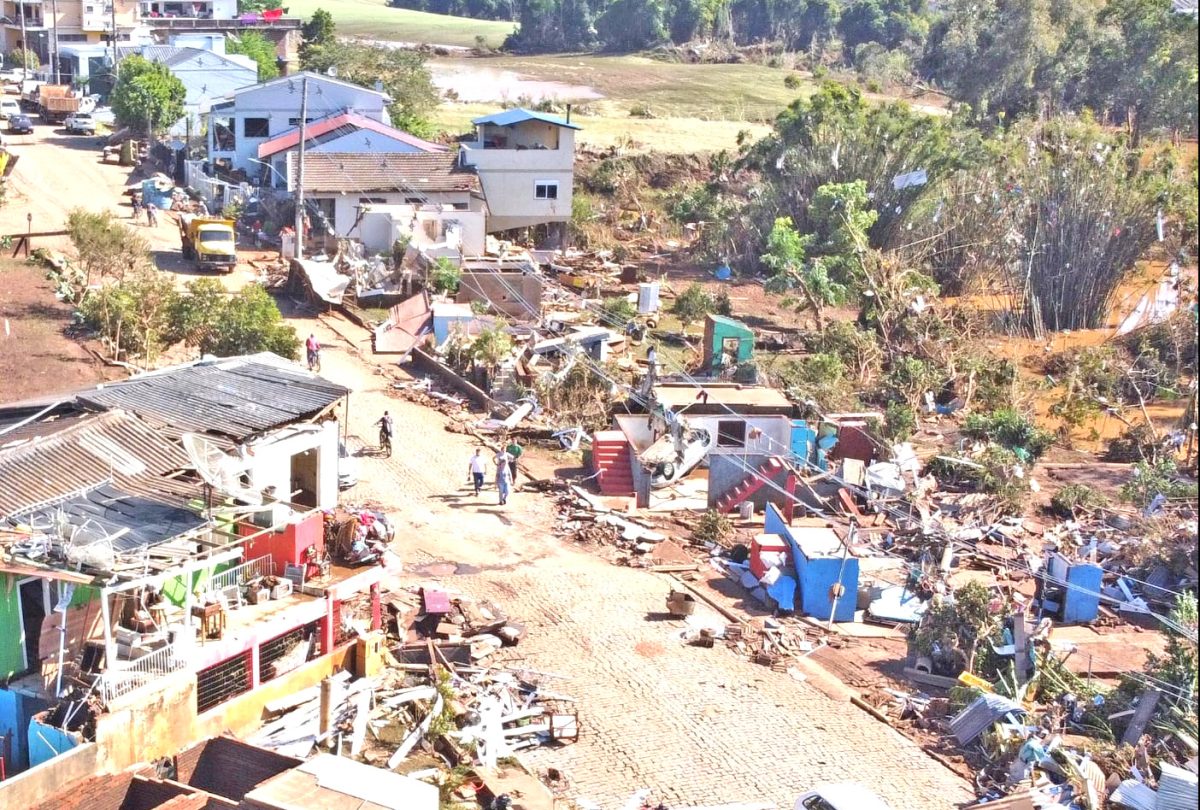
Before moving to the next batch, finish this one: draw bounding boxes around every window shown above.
[359,197,388,204]
[716,419,746,448]
[243,117,269,138]
[534,180,559,200]
[288,117,316,127]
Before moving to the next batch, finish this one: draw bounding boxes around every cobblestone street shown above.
[300,314,974,809]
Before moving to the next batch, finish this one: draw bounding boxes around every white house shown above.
[286,151,487,256]
[257,110,445,189]
[458,108,579,236]
[205,71,391,177]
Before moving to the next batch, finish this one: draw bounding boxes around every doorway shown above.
[17,579,47,674]
[290,449,319,508]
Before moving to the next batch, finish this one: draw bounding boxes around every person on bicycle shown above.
[305,333,321,371]
[376,411,394,454]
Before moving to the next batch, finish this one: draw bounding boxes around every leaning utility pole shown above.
[293,75,309,260]
[18,0,28,82]
[50,0,60,84]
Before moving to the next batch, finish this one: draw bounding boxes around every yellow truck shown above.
[179,215,237,273]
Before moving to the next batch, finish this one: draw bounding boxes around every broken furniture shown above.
[192,602,225,641]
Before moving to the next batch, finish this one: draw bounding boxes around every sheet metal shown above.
[949,693,1026,744]
[1109,779,1156,810]
[80,353,348,440]
[1157,762,1199,810]
[0,409,191,516]
[17,483,207,552]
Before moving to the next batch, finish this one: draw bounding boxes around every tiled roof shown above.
[293,152,481,195]
[257,110,445,159]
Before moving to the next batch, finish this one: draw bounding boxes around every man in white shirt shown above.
[467,448,488,495]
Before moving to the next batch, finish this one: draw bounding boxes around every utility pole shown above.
[293,75,308,260]
[18,0,28,83]
[51,0,60,85]
[110,0,119,73]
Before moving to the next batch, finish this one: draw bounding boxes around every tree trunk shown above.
[799,282,824,331]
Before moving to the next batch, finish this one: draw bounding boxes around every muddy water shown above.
[429,63,603,103]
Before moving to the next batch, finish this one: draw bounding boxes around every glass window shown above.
[243,117,269,138]
[716,419,746,448]
[535,181,558,200]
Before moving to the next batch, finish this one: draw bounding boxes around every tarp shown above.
[867,584,928,623]
[293,259,351,305]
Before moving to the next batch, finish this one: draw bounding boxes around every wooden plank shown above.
[1121,688,1161,746]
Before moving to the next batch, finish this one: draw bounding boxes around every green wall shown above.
[0,573,27,679]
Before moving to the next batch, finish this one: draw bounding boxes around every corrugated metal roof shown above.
[17,482,207,552]
[1110,779,1156,810]
[79,353,348,441]
[1157,762,1198,810]
[949,693,1026,744]
[0,409,191,517]
[471,108,581,131]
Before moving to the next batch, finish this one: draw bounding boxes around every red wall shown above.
[240,512,325,575]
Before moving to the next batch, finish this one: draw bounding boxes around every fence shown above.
[98,642,186,704]
[183,160,255,214]
[207,554,274,593]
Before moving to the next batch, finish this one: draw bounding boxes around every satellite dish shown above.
[182,433,263,505]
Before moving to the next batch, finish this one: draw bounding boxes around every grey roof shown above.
[16,483,207,553]
[0,409,192,517]
[78,353,348,441]
[948,693,1025,744]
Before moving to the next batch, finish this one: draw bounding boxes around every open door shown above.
[18,579,47,674]
[290,449,319,508]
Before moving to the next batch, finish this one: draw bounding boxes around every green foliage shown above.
[1144,593,1199,715]
[110,55,187,136]
[1120,458,1199,506]
[693,508,733,544]
[302,8,336,46]
[6,48,38,70]
[911,581,1000,676]
[470,321,513,373]
[1050,484,1107,518]
[883,401,916,441]
[713,288,733,316]
[761,215,846,330]
[66,209,152,286]
[595,0,667,51]
[882,356,939,411]
[962,408,1055,461]
[783,73,804,90]
[301,42,438,136]
[772,353,861,411]
[227,32,279,81]
[671,282,715,331]
[601,295,638,325]
[926,446,1032,514]
[79,269,178,363]
[427,257,462,295]
[169,280,299,359]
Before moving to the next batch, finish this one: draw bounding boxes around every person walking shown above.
[495,454,513,506]
[145,202,158,227]
[305,333,321,371]
[130,192,142,222]
[467,448,487,496]
[504,438,523,481]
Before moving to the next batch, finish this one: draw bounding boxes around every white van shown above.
[0,98,20,120]
[795,784,893,810]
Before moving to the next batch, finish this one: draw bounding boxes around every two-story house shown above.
[459,108,578,238]
[205,71,392,179]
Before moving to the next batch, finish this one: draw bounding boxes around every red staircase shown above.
[716,456,793,513]
[593,430,635,496]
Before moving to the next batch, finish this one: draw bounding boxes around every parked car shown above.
[64,113,95,135]
[0,98,20,120]
[7,114,33,134]
[795,784,893,810]
[338,440,359,489]
[0,68,27,84]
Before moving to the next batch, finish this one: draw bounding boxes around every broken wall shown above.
[0,744,100,810]
[707,454,790,510]
[456,272,542,320]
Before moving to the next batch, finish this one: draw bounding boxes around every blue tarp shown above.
[766,573,797,611]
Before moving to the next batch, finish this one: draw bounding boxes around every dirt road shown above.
[295,313,974,810]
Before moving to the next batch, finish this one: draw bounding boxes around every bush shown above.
[783,73,803,90]
[926,446,1031,515]
[1120,459,1198,507]
[600,295,637,327]
[427,257,461,296]
[693,509,733,544]
[67,209,152,286]
[672,283,715,332]
[1050,484,1107,518]
[628,102,654,118]
[170,280,298,360]
[883,402,916,441]
[962,408,1055,461]
[79,270,178,362]
[1105,422,1161,463]
[714,288,733,316]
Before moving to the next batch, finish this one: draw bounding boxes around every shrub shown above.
[1050,484,1107,518]
[927,446,1031,515]
[783,73,803,90]
[427,257,461,296]
[1105,422,1161,463]
[66,209,152,286]
[883,402,916,441]
[1120,459,1198,507]
[169,280,298,360]
[714,288,733,316]
[693,509,733,544]
[600,295,638,326]
[672,283,715,332]
[962,408,1055,461]
[628,102,654,118]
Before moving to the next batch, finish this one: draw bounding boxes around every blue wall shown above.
[765,503,859,622]
[1061,562,1103,624]
[28,717,76,769]
[0,690,51,773]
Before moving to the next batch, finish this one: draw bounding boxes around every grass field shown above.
[285,0,514,47]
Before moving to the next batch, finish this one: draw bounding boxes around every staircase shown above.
[716,456,790,513]
[490,361,522,404]
[592,431,635,496]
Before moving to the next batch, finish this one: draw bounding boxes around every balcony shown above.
[459,141,573,173]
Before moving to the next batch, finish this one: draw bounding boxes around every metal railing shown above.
[98,641,186,703]
[207,554,274,593]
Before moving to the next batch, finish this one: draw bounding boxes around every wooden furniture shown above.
[191,603,225,641]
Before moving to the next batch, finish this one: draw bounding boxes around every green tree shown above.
[110,55,187,136]
[302,8,336,46]
[6,48,38,70]
[595,0,667,50]
[761,216,845,330]
[671,282,715,333]
[170,281,299,359]
[601,295,638,326]
[79,269,179,363]
[301,41,438,135]
[66,209,152,286]
[427,257,461,295]
[470,321,513,378]
[227,31,280,81]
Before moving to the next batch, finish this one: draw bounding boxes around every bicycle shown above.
[307,349,321,373]
[379,430,392,457]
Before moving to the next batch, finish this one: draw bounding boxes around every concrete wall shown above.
[95,669,199,774]
[0,741,97,809]
[244,420,339,511]
[456,272,542,320]
[462,126,575,232]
